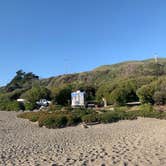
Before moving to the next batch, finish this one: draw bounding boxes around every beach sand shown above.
[1,111,166,166]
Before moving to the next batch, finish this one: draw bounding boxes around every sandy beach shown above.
[1,111,166,166]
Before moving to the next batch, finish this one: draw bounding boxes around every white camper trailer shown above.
[71,90,85,108]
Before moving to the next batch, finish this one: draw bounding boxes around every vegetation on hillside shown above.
[6,70,39,92]
[1,58,166,111]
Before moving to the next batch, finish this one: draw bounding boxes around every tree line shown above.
[0,69,166,111]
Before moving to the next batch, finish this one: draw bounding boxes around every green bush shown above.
[30,115,39,122]
[139,104,154,113]
[47,104,62,111]
[61,106,73,111]
[18,109,96,128]
[8,101,21,111]
[0,100,22,111]
[17,105,166,129]
[67,115,81,126]
[24,102,36,110]
[137,104,165,118]
[38,114,68,128]
[72,108,95,118]
[124,111,138,120]
[137,85,155,104]
[17,112,44,122]
[153,91,166,105]
[55,86,72,106]
[81,113,100,123]
[100,111,122,123]
[100,110,138,122]
[96,81,118,105]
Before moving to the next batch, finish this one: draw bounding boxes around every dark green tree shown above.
[136,84,155,104]
[6,70,39,92]
[55,86,72,106]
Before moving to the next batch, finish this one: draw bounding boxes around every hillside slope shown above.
[41,58,166,88]
[1,58,166,110]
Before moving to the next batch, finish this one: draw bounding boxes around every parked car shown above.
[36,99,51,107]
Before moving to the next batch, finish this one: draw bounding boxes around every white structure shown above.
[17,99,26,102]
[71,90,85,107]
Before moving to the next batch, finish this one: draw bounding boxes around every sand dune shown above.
[1,111,166,166]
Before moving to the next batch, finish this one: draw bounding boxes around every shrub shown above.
[124,111,138,120]
[55,86,72,106]
[67,115,81,126]
[81,113,100,123]
[17,105,166,129]
[100,111,122,123]
[136,84,155,104]
[72,108,95,118]
[0,100,22,111]
[8,101,21,111]
[18,109,97,128]
[137,104,155,117]
[24,102,36,111]
[61,106,73,111]
[96,81,118,105]
[47,104,62,111]
[38,114,68,128]
[109,80,138,105]
[153,91,166,105]
[17,112,43,122]
[100,110,138,122]
[30,115,39,122]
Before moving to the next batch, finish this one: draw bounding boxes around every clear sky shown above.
[0,0,166,86]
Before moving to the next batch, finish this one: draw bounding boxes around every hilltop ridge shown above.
[41,58,166,88]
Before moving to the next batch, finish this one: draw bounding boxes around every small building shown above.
[71,90,85,108]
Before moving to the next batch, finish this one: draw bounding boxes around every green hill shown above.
[41,58,166,88]
[1,58,166,111]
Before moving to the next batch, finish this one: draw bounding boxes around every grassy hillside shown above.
[1,58,166,111]
[41,58,166,88]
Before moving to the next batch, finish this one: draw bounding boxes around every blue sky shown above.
[0,0,166,86]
